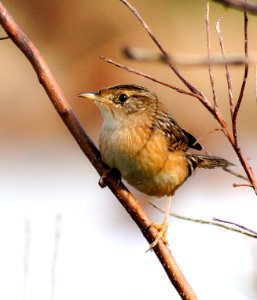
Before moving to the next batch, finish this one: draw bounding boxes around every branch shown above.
[205,2,218,107]
[213,0,257,14]
[0,2,197,300]
[213,218,257,236]
[216,17,235,117]
[232,10,249,148]
[123,46,257,66]
[101,56,205,102]
[233,182,253,187]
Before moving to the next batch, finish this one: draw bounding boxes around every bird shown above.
[78,84,232,249]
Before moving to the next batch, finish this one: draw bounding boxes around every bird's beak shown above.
[78,92,102,102]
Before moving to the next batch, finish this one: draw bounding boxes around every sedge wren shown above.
[79,84,232,248]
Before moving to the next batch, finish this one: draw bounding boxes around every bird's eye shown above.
[118,93,128,103]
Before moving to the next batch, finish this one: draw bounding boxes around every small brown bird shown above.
[79,84,232,248]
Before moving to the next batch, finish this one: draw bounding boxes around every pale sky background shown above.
[0,1,257,299]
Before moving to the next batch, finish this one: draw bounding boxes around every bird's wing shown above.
[182,129,202,150]
[153,111,202,151]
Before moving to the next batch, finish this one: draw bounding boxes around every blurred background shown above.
[0,0,257,299]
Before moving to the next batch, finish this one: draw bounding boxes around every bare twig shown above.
[223,166,249,182]
[224,8,257,193]
[213,217,257,236]
[234,152,257,193]
[150,202,257,239]
[233,182,253,187]
[216,18,235,117]
[213,0,257,14]
[0,2,197,300]
[193,128,223,148]
[232,11,249,147]
[0,35,8,40]
[101,56,205,102]
[205,2,218,107]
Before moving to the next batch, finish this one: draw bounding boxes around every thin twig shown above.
[232,10,249,147]
[193,128,223,148]
[223,166,249,182]
[101,56,205,103]
[255,65,257,104]
[0,35,8,40]
[150,202,257,239]
[235,151,257,193]
[216,17,234,117]
[213,0,257,14]
[213,217,257,235]
[205,2,218,107]
[213,12,257,193]
[0,2,197,300]
[233,182,253,187]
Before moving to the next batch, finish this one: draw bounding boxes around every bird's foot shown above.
[98,168,121,188]
[147,221,169,251]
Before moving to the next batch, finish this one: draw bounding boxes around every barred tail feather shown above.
[189,154,233,169]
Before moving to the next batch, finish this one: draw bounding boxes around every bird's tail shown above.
[188,154,233,170]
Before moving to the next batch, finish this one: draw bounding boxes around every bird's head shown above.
[78,84,159,124]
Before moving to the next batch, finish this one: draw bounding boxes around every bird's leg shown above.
[99,168,121,188]
[149,195,172,250]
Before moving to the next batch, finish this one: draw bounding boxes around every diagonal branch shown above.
[213,0,257,14]
[213,217,257,236]
[0,2,197,300]
[101,56,206,103]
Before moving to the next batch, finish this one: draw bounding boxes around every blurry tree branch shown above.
[0,2,197,300]
[123,46,257,66]
[213,0,257,14]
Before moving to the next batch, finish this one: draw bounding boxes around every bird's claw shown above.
[99,168,121,188]
[146,221,169,252]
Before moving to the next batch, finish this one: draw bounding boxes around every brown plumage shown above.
[79,84,232,248]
